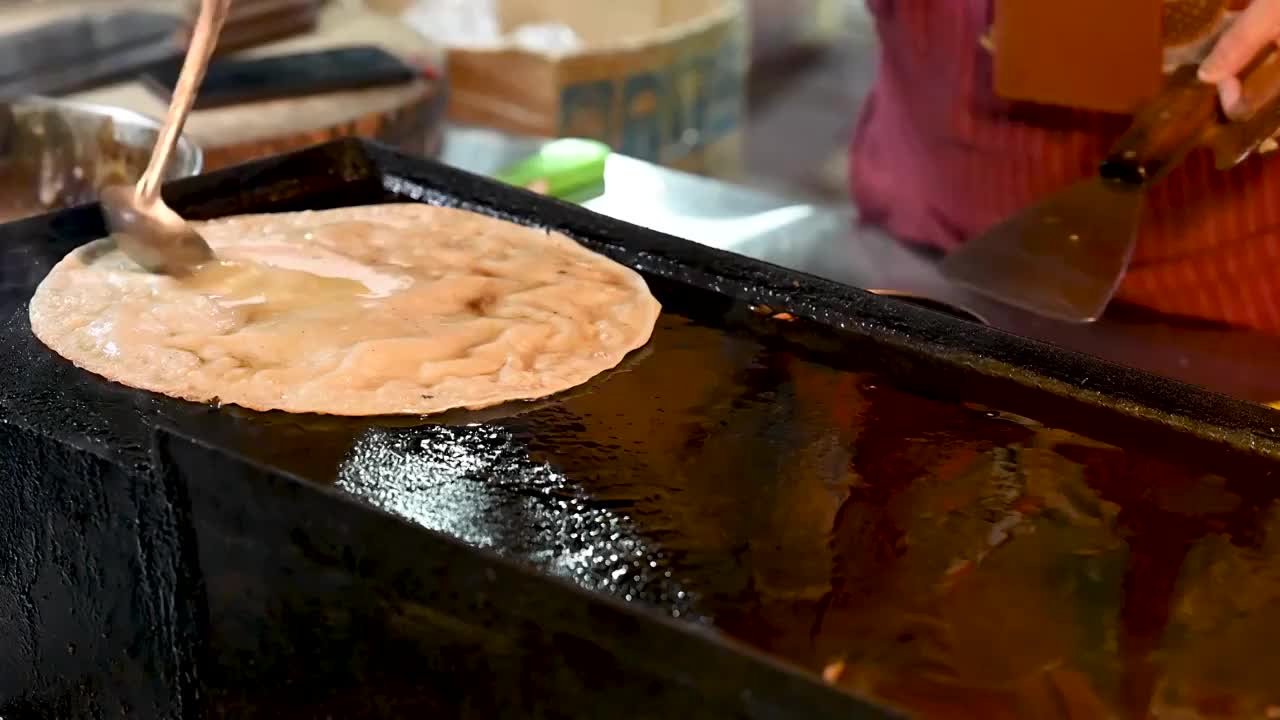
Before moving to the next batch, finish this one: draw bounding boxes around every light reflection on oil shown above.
[316,312,1280,719]
[335,424,699,618]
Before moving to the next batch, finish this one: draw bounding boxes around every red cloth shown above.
[851,0,1280,332]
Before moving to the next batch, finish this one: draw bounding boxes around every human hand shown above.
[1199,0,1280,119]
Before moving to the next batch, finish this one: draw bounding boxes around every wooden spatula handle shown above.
[1206,45,1280,168]
[1101,64,1219,184]
[1102,44,1280,183]
[1231,44,1280,121]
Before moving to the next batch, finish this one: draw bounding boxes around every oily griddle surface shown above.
[4,141,1280,715]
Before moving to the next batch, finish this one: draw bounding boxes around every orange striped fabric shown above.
[851,0,1280,331]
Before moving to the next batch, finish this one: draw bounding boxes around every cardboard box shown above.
[994,0,1162,114]
[993,0,1251,114]
[440,0,746,178]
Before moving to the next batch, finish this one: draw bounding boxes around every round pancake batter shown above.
[29,204,662,416]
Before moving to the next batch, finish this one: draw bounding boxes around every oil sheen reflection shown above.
[810,395,1280,719]
[329,311,1280,719]
[335,424,698,618]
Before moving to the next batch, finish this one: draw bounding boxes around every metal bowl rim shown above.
[16,95,204,178]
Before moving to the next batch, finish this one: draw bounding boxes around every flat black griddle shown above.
[4,139,1280,718]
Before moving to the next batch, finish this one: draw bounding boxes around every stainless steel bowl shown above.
[0,97,202,221]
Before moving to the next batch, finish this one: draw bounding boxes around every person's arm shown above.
[1199,0,1280,117]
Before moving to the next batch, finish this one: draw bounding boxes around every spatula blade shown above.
[940,178,1145,323]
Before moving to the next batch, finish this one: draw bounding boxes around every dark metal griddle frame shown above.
[2,139,1279,718]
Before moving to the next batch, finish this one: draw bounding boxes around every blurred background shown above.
[741,0,870,203]
[0,0,869,204]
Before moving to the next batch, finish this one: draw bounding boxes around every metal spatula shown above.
[942,46,1280,323]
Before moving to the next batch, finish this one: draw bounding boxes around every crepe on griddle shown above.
[29,204,661,416]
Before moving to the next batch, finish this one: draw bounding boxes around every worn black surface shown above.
[3,139,1280,717]
[0,423,190,719]
[159,431,888,719]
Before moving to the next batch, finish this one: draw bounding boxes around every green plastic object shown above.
[494,138,610,200]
